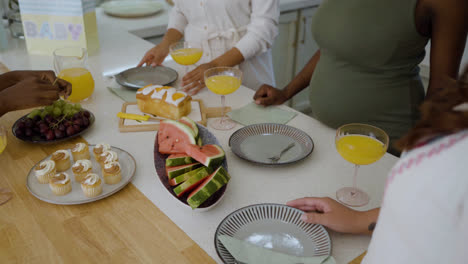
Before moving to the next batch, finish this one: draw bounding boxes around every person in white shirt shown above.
[287,67,468,264]
[138,0,279,95]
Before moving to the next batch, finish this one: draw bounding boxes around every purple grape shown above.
[73,118,83,127]
[58,124,66,132]
[25,119,33,128]
[66,126,75,136]
[17,121,26,130]
[73,125,81,132]
[33,126,40,133]
[39,125,48,134]
[15,128,24,137]
[33,115,41,123]
[83,111,91,118]
[25,128,33,137]
[82,117,90,127]
[54,129,64,139]
[44,115,53,124]
[73,113,81,120]
[45,130,55,140]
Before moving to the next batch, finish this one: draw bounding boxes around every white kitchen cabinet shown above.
[271,11,298,89]
[272,6,319,114]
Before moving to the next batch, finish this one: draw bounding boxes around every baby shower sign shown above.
[19,0,99,55]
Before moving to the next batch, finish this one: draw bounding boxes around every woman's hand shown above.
[0,77,71,114]
[253,84,289,106]
[181,62,216,95]
[137,43,170,67]
[287,197,377,235]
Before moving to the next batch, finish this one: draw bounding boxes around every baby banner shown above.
[19,0,99,55]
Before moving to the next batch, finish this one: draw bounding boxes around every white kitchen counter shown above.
[0,3,399,263]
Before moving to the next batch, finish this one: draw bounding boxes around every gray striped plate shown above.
[215,203,331,263]
[229,123,314,165]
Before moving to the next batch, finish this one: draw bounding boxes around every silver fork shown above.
[268,142,295,163]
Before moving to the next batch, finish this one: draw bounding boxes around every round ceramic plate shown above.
[102,0,164,18]
[215,203,331,263]
[26,145,136,205]
[12,109,95,144]
[115,66,178,89]
[154,124,228,210]
[229,123,314,165]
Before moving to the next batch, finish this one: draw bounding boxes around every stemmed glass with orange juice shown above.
[204,67,242,130]
[0,125,12,205]
[169,41,203,84]
[54,47,95,102]
[335,123,389,207]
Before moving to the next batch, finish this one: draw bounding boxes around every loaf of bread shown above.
[136,85,192,120]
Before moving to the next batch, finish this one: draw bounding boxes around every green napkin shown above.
[107,86,137,102]
[218,235,336,264]
[227,103,297,126]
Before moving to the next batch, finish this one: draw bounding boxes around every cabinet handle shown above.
[301,17,306,44]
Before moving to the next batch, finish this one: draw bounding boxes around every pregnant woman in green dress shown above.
[254,0,467,154]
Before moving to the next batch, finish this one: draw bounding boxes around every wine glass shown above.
[54,47,95,102]
[169,41,203,84]
[204,67,242,130]
[0,125,12,205]
[335,123,389,207]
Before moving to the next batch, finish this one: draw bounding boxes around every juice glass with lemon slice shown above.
[54,47,95,102]
[335,123,389,207]
[170,41,203,85]
[204,67,242,130]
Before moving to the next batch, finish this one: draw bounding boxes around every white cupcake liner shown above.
[103,172,122,185]
[36,169,56,184]
[49,182,72,196]
[81,184,102,198]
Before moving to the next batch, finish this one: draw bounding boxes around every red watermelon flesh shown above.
[185,144,225,167]
[179,117,198,138]
[158,120,196,154]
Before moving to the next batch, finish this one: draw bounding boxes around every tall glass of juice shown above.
[170,41,203,86]
[204,67,242,130]
[335,123,389,207]
[54,47,95,102]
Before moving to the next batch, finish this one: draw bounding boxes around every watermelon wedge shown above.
[187,166,230,209]
[158,120,196,154]
[166,162,201,179]
[179,116,199,138]
[173,168,211,197]
[185,144,225,167]
[166,154,196,167]
[169,167,212,186]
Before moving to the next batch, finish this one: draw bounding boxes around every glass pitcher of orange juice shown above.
[54,47,95,102]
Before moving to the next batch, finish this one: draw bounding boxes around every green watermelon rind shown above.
[197,136,203,147]
[166,155,196,167]
[167,163,201,179]
[187,144,225,167]
[187,166,230,209]
[169,167,213,186]
[180,117,199,138]
[173,167,211,197]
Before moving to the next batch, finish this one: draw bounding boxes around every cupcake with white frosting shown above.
[102,161,122,184]
[71,143,90,161]
[93,143,110,160]
[72,159,93,183]
[49,172,72,196]
[81,173,102,198]
[34,160,56,184]
[51,150,71,172]
[97,150,118,167]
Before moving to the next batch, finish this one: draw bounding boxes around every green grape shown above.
[44,105,54,113]
[40,110,48,119]
[63,109,73,118]
[63,104,73,111]
[70,109,79,116]
[27,109,41,119]
[73,103,82,111]
[52,107,62,117]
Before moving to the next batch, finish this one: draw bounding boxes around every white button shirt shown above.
[167,0,279,90]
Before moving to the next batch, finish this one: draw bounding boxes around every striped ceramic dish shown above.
[229,123,314,165]
[215,203,331,263]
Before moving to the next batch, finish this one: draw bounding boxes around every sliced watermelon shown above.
[179,116,198,138]
[197,136,203,146]
[169,167,212,186]
[158,120,196,154]
[173,167,211,197]
[185,144,225,167]
[187,166,230,209]
[166,162,201,179]
[166,154,196,167]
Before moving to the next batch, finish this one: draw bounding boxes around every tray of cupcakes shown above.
[26,143,136,205]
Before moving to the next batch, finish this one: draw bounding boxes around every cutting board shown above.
[349,251,367,264]
[118,99,231,132]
